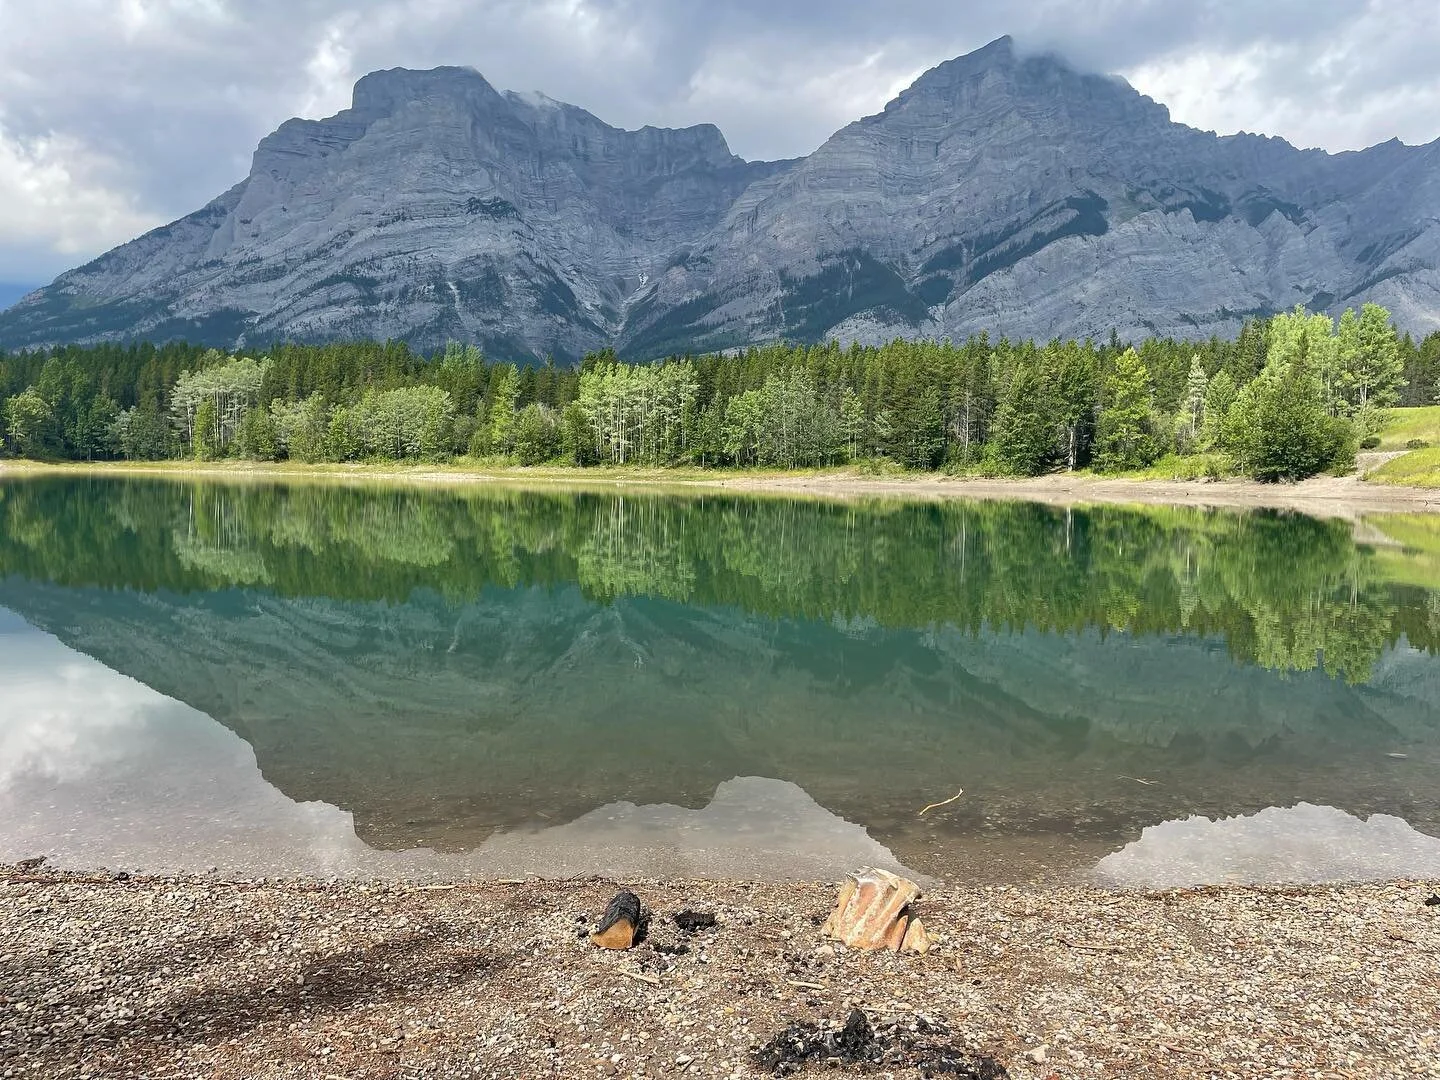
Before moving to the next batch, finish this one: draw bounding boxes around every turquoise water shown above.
[2,476,1439,885]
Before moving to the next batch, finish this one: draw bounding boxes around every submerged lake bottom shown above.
[2,476,1440,889]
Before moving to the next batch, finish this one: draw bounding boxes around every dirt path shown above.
[3,458,1439,516]
[718,469,1440,518]
[3,869,1437,1080]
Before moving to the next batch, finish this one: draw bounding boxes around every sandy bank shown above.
[4,458,1440,516]
[2,868,1436,1079]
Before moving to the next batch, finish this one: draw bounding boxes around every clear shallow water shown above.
[1,476,1439,886]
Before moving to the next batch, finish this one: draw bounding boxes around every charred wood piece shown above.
[591,890,643,950]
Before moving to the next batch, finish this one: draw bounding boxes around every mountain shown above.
[3,36,1439,360]
[0,283,38,313]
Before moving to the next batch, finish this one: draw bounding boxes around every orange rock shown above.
[822,868,926,952]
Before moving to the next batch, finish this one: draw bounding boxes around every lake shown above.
[2,475,1440,888]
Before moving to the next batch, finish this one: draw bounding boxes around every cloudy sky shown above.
[1,0,1437,286]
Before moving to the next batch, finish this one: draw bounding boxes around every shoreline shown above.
[4,457,1440,516]
[3,867,1436,1079]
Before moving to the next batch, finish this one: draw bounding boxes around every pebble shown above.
[2,869,1435,1080]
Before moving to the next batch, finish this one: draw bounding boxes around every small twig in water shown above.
[918,789,965,817]
[1118,775,1160,786]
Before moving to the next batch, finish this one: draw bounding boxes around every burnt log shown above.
[591,890,642,950]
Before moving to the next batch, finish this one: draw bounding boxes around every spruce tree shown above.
[1094,348,1158,472]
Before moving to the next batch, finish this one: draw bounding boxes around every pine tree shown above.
[1200,369,1238,452]
[1094,348,1158,472]
[987,363,1053,476]
[1227,330,1353,481]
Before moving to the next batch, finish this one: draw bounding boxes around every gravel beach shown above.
[2,868,1438,1079]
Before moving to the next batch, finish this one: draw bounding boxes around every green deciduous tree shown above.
[1227,341,1354,481]
[514,403,561,465]
[108,401,172,460]
[560,401,597,465]
[193,398,220,460]
[271,394,331,462]
[353,386,456,460]
[1336,303,1405,435]
[237,406,279,461]
[3,387,55,457]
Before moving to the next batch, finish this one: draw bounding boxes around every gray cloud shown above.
[1,0,1437,282]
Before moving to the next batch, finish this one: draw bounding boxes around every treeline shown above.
[0,477,1430,683]
[2,306,1438,479]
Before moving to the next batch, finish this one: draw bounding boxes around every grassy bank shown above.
[1372,447,1440,488]
[1376,405,1440,450]
[1366,407,1440,487]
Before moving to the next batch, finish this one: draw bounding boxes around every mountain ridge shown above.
[3,37,1438,360]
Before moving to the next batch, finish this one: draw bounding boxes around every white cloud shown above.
[1123,35,1440,152]
[686,43,925,158]
[299,17,359,120]
[0,122,164,279]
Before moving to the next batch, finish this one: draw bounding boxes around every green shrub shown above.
[1360,435,1382,450]
[1407,438,1431,450]
[513,404,560,465]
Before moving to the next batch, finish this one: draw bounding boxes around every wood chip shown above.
[619,970,660,986]
[786,980,827,991]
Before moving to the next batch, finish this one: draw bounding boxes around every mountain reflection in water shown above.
[2,477,1440,883]
[0,619,917,880]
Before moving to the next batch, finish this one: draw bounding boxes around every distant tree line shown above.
[2,304,1436,480]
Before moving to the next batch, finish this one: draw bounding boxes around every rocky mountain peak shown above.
[2,38,1437,357]
[888,34,1171,135]
[350,65,501,114]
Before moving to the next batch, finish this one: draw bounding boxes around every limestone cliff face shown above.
[623,37,1440,353]
[3,38,1439,359]
[0,67,780,360]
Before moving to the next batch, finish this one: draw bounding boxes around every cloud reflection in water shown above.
[1094,803,1440,888]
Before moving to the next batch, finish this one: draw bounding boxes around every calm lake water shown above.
[2,475,1440,887]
